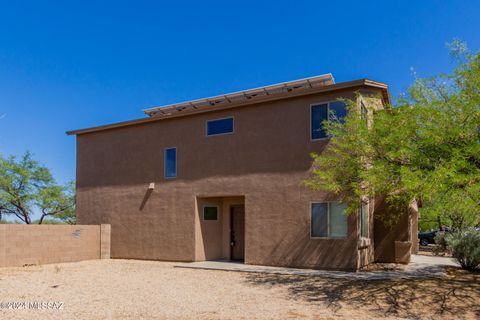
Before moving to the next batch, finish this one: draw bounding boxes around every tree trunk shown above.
[38,213,47,224]
[437,215,443,230]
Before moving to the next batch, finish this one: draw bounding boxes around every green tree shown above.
[0,152,76,224]
[306,43,480,229]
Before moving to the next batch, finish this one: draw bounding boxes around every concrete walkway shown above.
[175,255,459,280]
[410,254,458,266]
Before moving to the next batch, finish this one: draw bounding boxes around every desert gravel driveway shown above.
[0,259,330,320]
[0,259,478,319]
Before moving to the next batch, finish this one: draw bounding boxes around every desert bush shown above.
[446,230,480,270]
[433,232,449,256]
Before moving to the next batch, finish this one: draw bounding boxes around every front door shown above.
[230,205,245,261]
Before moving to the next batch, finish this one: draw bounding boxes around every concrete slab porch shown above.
[174,255,459,280]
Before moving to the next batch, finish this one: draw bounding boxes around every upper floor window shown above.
[311,202,348,238]
[360,102,368,122]
[206,117,234,136]
[164,147,177,178]
[311,101,347,140]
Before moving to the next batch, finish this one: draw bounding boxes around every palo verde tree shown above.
[305,41,480,229]
[0,152,75,224]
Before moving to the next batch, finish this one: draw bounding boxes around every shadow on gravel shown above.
[245,267,480,319]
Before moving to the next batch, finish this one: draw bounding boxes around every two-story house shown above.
[67,74,417,271]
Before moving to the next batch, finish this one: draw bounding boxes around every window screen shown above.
[330,203,348,238]
[311,202,348,238]
[207,117,234,136]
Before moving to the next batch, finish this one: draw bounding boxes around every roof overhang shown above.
[67,77,390,136]
[143,74,335,117]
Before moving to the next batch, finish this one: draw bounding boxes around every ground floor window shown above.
[311,202,348,238]
[360,202,369,238]
[203,206,218,221]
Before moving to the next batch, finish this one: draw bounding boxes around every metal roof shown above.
[143,74,335,117]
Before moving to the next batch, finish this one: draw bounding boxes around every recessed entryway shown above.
[195,196,245,262]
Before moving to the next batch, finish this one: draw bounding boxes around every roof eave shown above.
[67,79,389,136]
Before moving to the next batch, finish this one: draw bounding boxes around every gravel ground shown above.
[0,259,478,320]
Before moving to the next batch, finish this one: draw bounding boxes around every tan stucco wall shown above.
[76,87,386,270]
[195,197,224,261]
[194,196,244,261]
[357,199,375,269]
[373,197,417,263]
[0,224,110,268]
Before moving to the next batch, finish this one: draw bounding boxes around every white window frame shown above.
[205,116,235,137]
[203,205,219,221]
[310,201,348,239]
[164,147,177,179]
[310,100,346,141]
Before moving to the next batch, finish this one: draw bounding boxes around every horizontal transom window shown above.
[206,117,234,136]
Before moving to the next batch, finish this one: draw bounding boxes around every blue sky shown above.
[0,1,479,185]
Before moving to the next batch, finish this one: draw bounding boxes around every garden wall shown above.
[0,224,111,267]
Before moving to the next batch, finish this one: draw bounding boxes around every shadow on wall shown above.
[139,188,153,211]
[75,96,334,189]
[258,218,357,270]
[243,268,480,319]
[374,197,411,263]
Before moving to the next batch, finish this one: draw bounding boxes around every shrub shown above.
[446,230,480,270]
[433,232,449,256]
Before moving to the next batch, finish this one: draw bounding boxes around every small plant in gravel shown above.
[446,230,480,271]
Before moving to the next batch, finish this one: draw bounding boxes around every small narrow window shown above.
[311,101,346,140]
[203,206,218,220]
[361,102,368,122]
[360,202,368,238]
[164,148,177,178]
[311,202,348,238]
[206,117,234,136]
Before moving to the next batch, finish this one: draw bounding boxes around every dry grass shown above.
[0,259,478,319]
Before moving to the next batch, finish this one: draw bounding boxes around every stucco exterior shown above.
[71,78,414,271]
[0,224,110,267]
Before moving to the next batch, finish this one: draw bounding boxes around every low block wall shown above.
[0,224,111,268]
